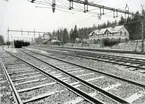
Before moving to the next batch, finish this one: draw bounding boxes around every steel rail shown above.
[29,46,145,63]
[4,49,103,104]
[65,53,145,70]
[24,48,145,88]
[19,49,130,104]
[47,46,145,61]
[93,55,145,65]
[41,45,145,55]
[63,49,145,66]
[71,50,145,63]
[0,58,23,104]
[97,55,145,63]
[66,46,145,55]
[31,46,145,69]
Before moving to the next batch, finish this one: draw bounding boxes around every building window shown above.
[124,32,126,36]
[119,38,121,42]
[120,31,122,36]
[107,32,109,36]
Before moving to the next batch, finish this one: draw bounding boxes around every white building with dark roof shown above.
[89,25,129,42]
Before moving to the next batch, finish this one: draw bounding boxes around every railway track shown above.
[20,48,145,86]
[0,58,16,104]
[3,48,127,104]
[39,45,145,55]
[6,47,145,104]
[1,49,103,104]
[29,46,145,73]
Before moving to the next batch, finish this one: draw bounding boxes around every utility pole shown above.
[141,4,144,52]
[141,18,144,52]
[7,27,9,48]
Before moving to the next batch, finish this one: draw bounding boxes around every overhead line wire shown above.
[103,0,134,15]
[57,0,68,8]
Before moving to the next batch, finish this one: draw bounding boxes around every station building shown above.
[88,25,129,43]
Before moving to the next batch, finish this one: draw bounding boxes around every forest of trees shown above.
[45,10,145,44]
[0,35,4,45]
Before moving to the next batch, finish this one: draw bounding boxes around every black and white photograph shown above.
[0,0,145,104]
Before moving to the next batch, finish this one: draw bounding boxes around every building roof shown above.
[89,25,125,36]
[51,40,60,43]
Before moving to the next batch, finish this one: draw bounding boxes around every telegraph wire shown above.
[35,4,99,16]
[73,1,84,9]
[61,0,69,6]
[91,0,103,3]
[57,0,68,8]
[116,0,134,7]
[38,0,42,4]
[44,0,51,5]
[73,2,84,10]
[30,0,135,15]
[33,0,100,15]
[103,0,134,15]
[33,0,81,13]
[29,0,144,20]
[35,5,75,14]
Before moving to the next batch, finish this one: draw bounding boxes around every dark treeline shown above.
[51,25,97,43]
[49,10,145,44]
[0,35,4,45]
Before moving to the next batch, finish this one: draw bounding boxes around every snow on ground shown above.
[64,40,145,52]
[86,51,145,59]
[27,48,50,54]
[63,41,145,59]
[5,48,18,53]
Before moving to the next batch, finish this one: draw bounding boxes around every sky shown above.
[0,0,144,41]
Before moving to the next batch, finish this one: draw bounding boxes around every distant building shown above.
[42,32,59,44]
[42,32,52,40]
[88,25,129,43]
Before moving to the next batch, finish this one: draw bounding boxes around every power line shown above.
[61,0,69,6]
[30,0,131,14]
[44,0,51,4]
[30,0,99,15]
[124,19,142,25]
[73,3,84,10]
[36,5,75,14]
[116,0,134,7]
[29,0,145,20]
[91,0,103,3]
[57,0,68,8]
[8,29,48,34]
[104,0,134,15]
[71,0,134,15]
[30,0,135,15]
